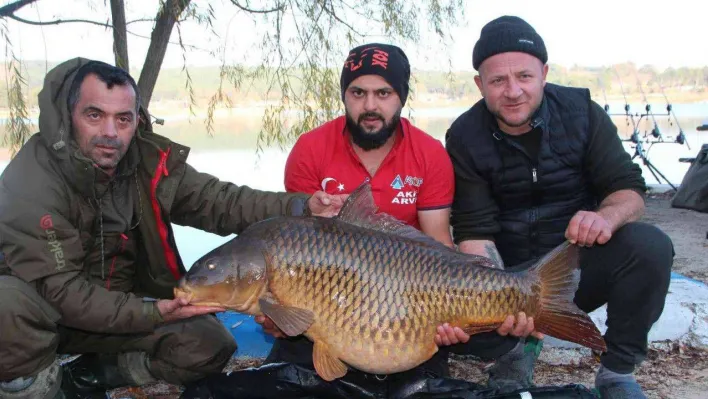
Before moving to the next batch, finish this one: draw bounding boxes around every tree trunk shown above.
[110,0,129,72]
[137,0,191,108]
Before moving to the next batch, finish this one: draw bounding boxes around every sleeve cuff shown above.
[144,301,163,328]
[418,203,452,211]
[287,195,312,217]
[453,234,496,244]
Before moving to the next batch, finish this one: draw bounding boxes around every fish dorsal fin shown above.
[336,181,450,250]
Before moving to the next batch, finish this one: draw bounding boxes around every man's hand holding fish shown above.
[307,191,349,217]
[156,296,226,324]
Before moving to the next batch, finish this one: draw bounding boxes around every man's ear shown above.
[474,75,484,96]
[542,63,549,85]
[137,106,154,133]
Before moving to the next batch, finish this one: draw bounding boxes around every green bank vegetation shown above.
[2,60,705,114]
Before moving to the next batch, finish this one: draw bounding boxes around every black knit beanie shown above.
[340,43,410,106]
[472,16,547,70]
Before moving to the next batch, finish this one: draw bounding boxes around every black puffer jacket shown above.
[446,83,646,266]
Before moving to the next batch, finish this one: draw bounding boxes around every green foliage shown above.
[2,60,707,111]
[203,0,465,154]
[1,18,32,156]
[1,0,466,155]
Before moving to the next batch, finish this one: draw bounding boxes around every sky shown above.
[2,0,707,72]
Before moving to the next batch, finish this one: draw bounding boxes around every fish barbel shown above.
[174,183,606,381]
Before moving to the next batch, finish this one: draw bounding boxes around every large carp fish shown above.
[174,183,606,381]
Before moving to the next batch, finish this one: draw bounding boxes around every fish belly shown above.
[305,317,440,375]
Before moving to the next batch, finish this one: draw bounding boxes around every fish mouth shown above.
[174,286,195,303]
[173,284,240,309]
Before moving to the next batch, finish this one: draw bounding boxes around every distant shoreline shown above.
[1,94,706,121]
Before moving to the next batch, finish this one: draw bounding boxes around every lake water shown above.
[1,104,707,268]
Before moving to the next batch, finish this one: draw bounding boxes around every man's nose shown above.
[363,93,377,111]
[505,79,523,99]
[103,121,118,138]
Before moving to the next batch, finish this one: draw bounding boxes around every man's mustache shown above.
[90,136,122,149]
[358,112,384,123]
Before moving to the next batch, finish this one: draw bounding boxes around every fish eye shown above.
[207,263,216,270]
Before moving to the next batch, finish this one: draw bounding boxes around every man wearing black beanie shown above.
[255,42,462,395]
[442,15,673,399]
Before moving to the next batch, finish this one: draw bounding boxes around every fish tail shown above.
[530,241,607,352]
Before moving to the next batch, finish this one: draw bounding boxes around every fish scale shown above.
[176,184,607,380]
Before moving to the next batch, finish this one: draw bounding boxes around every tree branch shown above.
[5,13,166,30]
[229,0,285,14]
[4,10,158,30]
[126,18,156,25]
[317,0,358,34]
[7,14,112,28]
[6,12,204,52]
[286,1,326,69]
[339,0,381,24]
[0,0,39,18]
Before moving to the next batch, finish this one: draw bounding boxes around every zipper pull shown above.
[532,168,538,183]
[120,233,128,252]
[161,153,169,177]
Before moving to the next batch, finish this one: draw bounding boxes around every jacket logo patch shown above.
[404,176,423,187]
[41,214,65,271]
[391,175,404,190]
[40,214,54,229]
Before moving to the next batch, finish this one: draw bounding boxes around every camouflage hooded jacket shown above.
[0,58,308,334]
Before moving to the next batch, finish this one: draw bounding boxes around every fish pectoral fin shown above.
[258,298,314,336]
[312,341,348,381]
[462,324,499,336]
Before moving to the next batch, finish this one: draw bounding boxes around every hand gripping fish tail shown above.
[528,241,607,352]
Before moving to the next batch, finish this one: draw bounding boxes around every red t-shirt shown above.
[284,116,454,229]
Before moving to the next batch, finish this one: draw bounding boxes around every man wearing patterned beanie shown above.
[255,43,462,393]
[442,15,673,399]
[281,42,455,244]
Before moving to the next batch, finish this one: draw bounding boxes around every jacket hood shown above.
[37,57,93,160]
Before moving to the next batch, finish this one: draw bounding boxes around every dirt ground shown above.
[642,193,708,284]
[109,196,708,398]
[447,344,708,399]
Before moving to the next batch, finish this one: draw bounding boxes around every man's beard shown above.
[346,109,401,151]
[88,136,126,169]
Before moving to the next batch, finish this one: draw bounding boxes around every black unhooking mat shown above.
[180,363,597,399]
